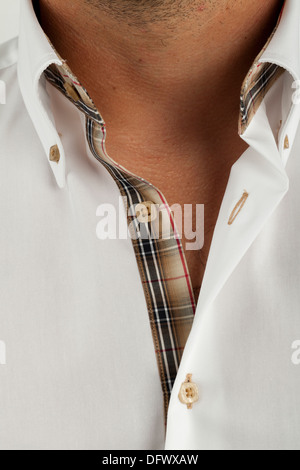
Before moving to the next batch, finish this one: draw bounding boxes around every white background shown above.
[0,0,20,44]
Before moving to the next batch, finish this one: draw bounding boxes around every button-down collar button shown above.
[284,135,290,150]
[178,374,199,409]
[63,82,81,102]
[136,201,157,223]
[49,145,60,164]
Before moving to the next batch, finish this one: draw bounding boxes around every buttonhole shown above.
[228,191,249,226]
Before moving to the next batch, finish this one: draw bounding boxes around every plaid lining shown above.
[45,63,196,421]
[239,4,286,134]
[240,63,284,133]
[44,3,286,418]
[86,117,197,421]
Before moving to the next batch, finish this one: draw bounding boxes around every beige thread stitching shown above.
[228,192,249,226]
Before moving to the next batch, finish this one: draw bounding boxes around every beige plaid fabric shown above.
[239,6,285,134]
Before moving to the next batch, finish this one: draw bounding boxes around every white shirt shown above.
[1,0,300,450]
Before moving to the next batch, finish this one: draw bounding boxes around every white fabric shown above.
[0,0,165,451]
[0,0,300,450]
[0,0,20,44]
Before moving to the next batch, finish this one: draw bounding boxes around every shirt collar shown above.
[240,0,300,134]
[17,0,300,188]
[18,0,65,188]
[261,0,300,77]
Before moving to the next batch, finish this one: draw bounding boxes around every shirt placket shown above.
[44,63,196,422]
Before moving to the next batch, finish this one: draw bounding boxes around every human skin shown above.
[37,0,284,298]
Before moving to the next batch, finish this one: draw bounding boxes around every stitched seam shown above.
[228,192,249,226]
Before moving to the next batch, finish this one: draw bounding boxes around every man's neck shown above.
[37,0,284,294]
[38,0,283,176]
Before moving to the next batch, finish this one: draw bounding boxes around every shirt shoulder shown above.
[0,0,19,71]
[0,0,19,44]
[0,37,18,72]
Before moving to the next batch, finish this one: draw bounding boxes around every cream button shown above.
[136,201,157,223]
[49,145,60,164]
[284,135,290,150]
[178,374,199,409]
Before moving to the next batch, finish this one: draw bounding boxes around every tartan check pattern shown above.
[239,3,285,134]
[240,63,284,134]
